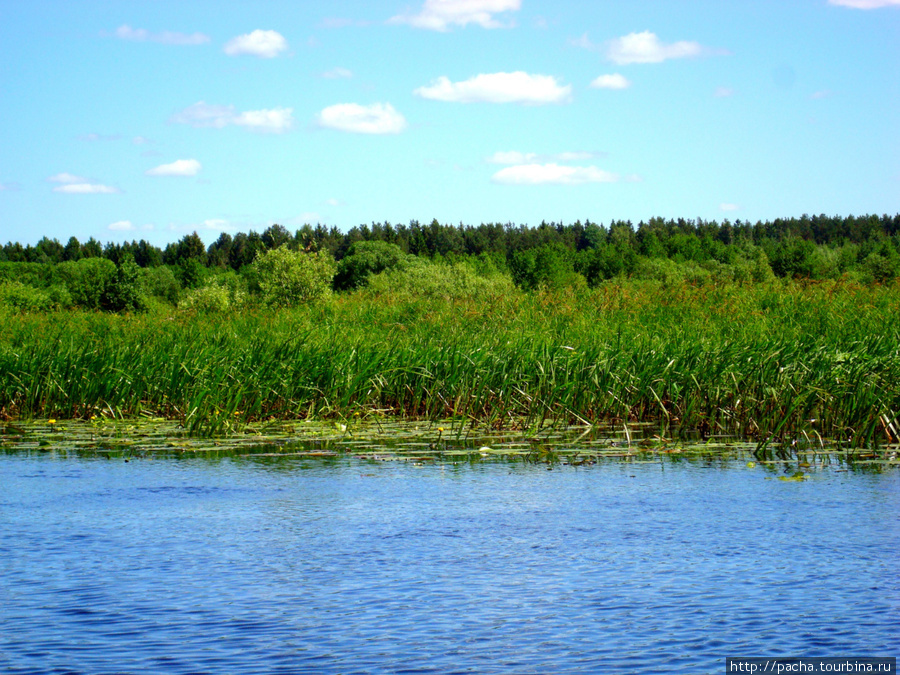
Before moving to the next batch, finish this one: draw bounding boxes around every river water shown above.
[1,451,897,674]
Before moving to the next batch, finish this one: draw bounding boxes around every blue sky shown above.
[1,0,898,247]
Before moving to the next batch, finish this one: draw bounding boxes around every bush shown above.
[0,281,59,312]
[334,241,410,290]
[252,245,336,307]
[57,258,117,309]
[179,284,232,313]
[511,243,585,290]
[179,273,248,313]
[632,257,712,285]
[140,266,180,306]
[367,259,516,300]
[102,255,144,312]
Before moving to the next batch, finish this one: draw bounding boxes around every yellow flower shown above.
[48,419,56,424]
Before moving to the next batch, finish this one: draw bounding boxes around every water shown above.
[1,450,897,674]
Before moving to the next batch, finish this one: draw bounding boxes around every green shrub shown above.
[252,245,336,306]
[632,257,711,285]
[179,273,248,313]
[510,243,582,290]
[102,255,144,312]
[0,281,58,312]
[334,241,410,290]
[367,259,516,300]
[139,266,180,306]
[57,258,117,309]
[179,284,232,313]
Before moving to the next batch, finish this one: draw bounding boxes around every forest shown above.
[2,213,900,312]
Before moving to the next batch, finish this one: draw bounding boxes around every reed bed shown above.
[1,280,898,446]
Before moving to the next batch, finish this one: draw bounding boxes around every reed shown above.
[1,279,898,446]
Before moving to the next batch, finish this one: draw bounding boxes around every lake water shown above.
[1,443,898,674]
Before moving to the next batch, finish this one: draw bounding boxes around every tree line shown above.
[2,213,900,313]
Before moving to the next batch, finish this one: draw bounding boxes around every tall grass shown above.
[1,279,898,446]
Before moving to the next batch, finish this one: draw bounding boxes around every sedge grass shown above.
[1,279,898,447]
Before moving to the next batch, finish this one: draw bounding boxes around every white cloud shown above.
[322,67,353,79]
[389,0,521,31]
[113,25,210,45]
[198,219,232,231]
[170,102,293,133]
[170,102,235,128]
[720,203,740,212]
[48,173,120,193]
[811,90,835,99]
[54,183,120,194]
[714,87,735,97]
[414,72,571,104]
[48,172,88,184]
[146,159,202,176]
[132,136,152,145]
[606,31,707,65]
[326,198,341,206]
[109,220,135,231]
[487,151,537,164]
[224,30,288,58]
[233,108,294,133]
[317,103,407,134]
[492,163,619,185]
[828,0,900,7]
[166,219,236,235]
[590,73,631,90]
[487,150,604,164]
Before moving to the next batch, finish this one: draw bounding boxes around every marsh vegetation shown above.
[2,214,899,448]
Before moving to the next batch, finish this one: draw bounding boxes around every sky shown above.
[0,0,898,248]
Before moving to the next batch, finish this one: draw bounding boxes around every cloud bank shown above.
[414,72,571,104]
[389,0,521,31]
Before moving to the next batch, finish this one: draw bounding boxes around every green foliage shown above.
[2,280,900,448]
[0,262,58,288]
[863,249,899,283]
[180,270,249,312]
[139,266,180,306]
[102,255,144,312]
[510,243,585,290]
[632,257,712,285]
[334,240,409,290]
[252,244,336,306]
[57,258,118,310]
[177,257,208,290]
[0,281,63,312]
[179,285,232,313]
[367,259,515,300]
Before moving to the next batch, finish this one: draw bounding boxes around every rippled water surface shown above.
[1,446,898,674]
